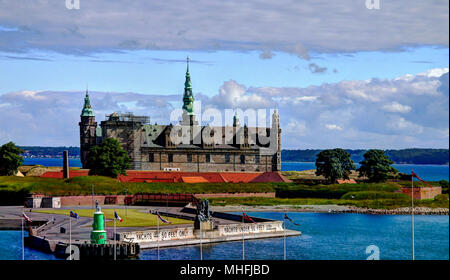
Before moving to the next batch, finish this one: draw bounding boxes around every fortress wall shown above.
[138,151,275,172]
[195,192,275,199]
[401,187,442,200]
[58,195,128,206]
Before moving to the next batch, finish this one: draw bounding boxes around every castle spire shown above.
[182,56,194,115]
[233,111,240,127]
[81,86,94,117]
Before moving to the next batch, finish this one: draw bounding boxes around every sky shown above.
[0,0,448,149]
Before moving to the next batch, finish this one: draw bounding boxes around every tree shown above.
[0,142,24,176]
[358,149,398,182]
[86,138,131,178]
[315,148,355,183]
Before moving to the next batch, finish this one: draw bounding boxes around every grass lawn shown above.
[33,208,193,227]
[0,175,279,196]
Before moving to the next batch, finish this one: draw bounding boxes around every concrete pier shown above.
[25,235,140,259]
[0,205,301,259]
[117,207,301,249]
[138,229,300,249]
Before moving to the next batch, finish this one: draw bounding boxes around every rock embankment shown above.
[330,207,448,215]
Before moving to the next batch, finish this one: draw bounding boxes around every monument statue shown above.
[194,199,213,230]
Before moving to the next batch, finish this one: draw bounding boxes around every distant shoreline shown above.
[22,158,450,166]
[283,161,450,166]
[19,147,450,165]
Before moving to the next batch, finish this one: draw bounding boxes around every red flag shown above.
[22,213,32,223]
[411,170,432,188]
[156,211,171,224]
[242,213,255,223]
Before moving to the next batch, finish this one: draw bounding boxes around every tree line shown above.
[283,148,449,165]
[16,147,450,165]
[315,148,397,183]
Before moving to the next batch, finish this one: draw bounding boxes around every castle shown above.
[79,58,281,172]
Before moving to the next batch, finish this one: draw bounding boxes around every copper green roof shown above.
[81,88,94,117]
[182,56,194,115]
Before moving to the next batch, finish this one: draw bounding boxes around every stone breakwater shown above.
[330,207,449,215]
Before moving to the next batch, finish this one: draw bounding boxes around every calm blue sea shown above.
[23,158,82,168]
[24,158,449,181]
[283,162,449,181]
[1,213,448,260]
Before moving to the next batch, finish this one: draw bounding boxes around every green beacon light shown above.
[90,201,107,244]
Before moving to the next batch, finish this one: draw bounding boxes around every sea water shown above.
[2,213,448,260]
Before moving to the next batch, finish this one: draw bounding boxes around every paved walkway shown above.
[0,205,246,242]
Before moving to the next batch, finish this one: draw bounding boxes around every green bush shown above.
[0,176,282,197]
[438,180,449,188]
[438,180,449,194]
[341,191,409,200]
[434,194,449,202]
[276,183,401,199]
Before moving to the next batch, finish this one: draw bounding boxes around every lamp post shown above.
[91,184,95,210]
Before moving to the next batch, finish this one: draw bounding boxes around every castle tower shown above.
[233,111,240,127]
[79,87,97,168]
[181,56,198,126]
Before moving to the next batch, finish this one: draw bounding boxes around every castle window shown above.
[206,154,211,163]
[149,153,154,162]
[255,155,260,164]
[240,155,245,164]
[187,154,192,163]
[168,154,173,162]
[225,154,230,163]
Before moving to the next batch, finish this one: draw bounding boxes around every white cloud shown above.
[285,119,307,136]
[0,90,178,146]
[325,124,343,131]
[210,80,275,109]
[0,1,447,56]
[0,69,448,149]
[382,102,412,113]
[205,68,449,148]
[386,117,424,134]
[419,68,450,78]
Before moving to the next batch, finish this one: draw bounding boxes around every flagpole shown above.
[411,171,415,261]
[114,210,116,261]
[200,220,203,260]
[22,215,24,261]
[69,215,72,260]
[157,213,160,260]
[242,214,245,261]
[284,209,286,260]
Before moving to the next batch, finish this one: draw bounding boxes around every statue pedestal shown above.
[194,220,213,231]
[194,220,219,239]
